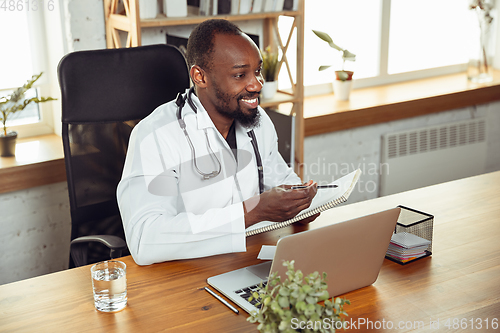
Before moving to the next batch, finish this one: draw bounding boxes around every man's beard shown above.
[213,82,261,129]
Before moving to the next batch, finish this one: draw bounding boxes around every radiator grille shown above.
[380,118,487,196]
[387,119,486,159]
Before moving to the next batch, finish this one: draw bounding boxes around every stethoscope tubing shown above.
[176,88,264,193]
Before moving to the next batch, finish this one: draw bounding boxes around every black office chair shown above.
[58,44,190,267]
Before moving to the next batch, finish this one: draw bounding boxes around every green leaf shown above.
[301,285,312,294]
[305,295,316,304]
[304,303,316,316]
[295,300,306,312]
[261,46,279,82]
[278,320,289,331]
[278,296,290,309]
[343,49,356,61]
[318,290,329,301]
[0,72,56,134]
[312,29,333,44]
[279,287,290,297]
[312,30,344,52]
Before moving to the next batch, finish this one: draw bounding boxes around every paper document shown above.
[245,169,361,237]
[257,245,276,260]
[390,232,431,248]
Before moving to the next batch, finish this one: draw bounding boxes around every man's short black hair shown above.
[186,19,242,71]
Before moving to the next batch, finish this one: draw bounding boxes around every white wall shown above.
[0,182,71,285]
[303,102,500,204]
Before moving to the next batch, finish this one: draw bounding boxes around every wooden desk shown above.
[1,172,499,332]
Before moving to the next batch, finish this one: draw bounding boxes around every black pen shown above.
[204,287,239,314]
[291,184,338,190]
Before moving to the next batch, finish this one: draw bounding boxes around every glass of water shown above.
[91,260,127,312]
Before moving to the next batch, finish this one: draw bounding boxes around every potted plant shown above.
[261,46,279,100]
[248,260,350,333]
[312,30,356,101]
[0,72,56,157]
[468,0,494,83]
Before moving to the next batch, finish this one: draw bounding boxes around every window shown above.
[0,9,53,137]
[302,0,382,87]
[279,0,480,94]
[388,0,470,74]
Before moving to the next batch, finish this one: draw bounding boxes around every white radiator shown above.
[380,118,487,196]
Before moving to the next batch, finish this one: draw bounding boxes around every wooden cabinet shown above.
[103,0,305,174]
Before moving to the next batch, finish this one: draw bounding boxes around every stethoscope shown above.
[175,88,264,194]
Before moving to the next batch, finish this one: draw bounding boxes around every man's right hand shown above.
[243,180,317,228]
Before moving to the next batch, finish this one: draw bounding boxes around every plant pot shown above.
[0,131,18,157]
[335,70,354,81]
[261,81,278,100]
[333,79,353,101]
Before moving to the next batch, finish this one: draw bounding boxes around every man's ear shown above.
[190,65,208,88]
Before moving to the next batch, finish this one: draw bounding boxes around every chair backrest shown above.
[58,44,190,265]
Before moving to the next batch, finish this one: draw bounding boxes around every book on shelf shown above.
[246,169,361,237]
[199,0,209,15]
[187,0,200,15]
[217,0,231,14]
[239,0,252,14]
[139,0,159,19]
[230,0,239,14]
[283,0,298,11]
[275,0,285,11]
[212,0,218,15]
[263,0,275,12]
[252,0,263,13]
[164,0,188,17]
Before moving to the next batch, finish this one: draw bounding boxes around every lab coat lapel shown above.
[187,92,215,131]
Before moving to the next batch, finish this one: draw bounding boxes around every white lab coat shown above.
[117,89,300,265]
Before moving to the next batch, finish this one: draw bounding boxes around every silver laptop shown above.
[207,207,401,314]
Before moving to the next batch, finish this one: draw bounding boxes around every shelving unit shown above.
[103,0,305,174]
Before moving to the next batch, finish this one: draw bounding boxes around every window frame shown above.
[0,9,54,139]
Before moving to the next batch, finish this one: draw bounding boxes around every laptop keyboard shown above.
[234,281,267,308]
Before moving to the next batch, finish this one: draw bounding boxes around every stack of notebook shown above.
[386,232,431,263]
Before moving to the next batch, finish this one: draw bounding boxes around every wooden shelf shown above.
[0,134,66,194]
[138,11,300,28]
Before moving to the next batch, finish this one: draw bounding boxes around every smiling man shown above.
[117,19,318,265]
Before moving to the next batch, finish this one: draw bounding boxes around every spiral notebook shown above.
[245,169,361,237]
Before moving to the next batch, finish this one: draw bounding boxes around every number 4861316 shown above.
[1,0,55,11]
[444,318,498,330]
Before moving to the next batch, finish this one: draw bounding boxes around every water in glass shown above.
[91,261,127,312]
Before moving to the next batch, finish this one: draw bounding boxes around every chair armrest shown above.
[70,235,127,267]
